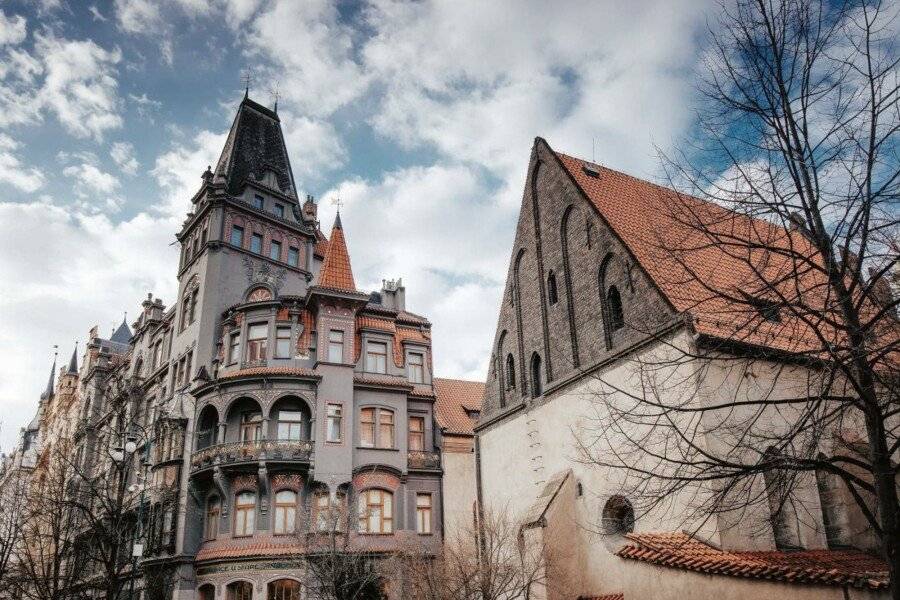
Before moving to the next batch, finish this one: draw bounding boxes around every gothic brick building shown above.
[4,95,451,600]
[475,138,891,600]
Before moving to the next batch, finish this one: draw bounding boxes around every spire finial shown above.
[241,70,252,98]
[270,81,280,113]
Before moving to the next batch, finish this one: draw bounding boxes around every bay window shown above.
[358,489,392,534]
[275,326,291,358]
[246,323,267,361]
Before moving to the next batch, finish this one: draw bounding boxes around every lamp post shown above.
[126,438,152,600]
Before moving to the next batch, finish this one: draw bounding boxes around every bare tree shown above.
[576,0,899,595]
[0,461,27,593]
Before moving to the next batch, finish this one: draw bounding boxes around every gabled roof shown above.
[434,378,485,436]
[552,145,832,354]
[317,213,356,291]
[214,95,297,199]
[617,532,888,590]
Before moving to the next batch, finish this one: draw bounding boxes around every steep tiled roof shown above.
[433,378,485,436]
[617,532,889,590]
[214,96,297,198]
[317,213,356,291]
[554,149,836,354]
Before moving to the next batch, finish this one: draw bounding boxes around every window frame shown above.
[273,489,298,535]
[357,488,393,535]
[274,203,285,218]
[204,496,220,540]
[366,340,388,374]
[274,326,292,359]
[269,239,282,261]
[239,411,262,442]
[233,491,256,537]
[276,410,305,441]
[246,323,268,362]
[230,224,244,247]
[327,330,344,363]
[228,332,241,364]
[287,246,299,267]
[252,194,265,210]
[326,403,342,443]
[408,416,425,451]
[416,493,432,535]
[408,352,424,383]
[250,232,263,254]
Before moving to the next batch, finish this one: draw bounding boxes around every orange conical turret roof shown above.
[318,212,356,291]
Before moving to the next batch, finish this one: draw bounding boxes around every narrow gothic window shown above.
[505,354,516,391]
[547,271,558,305]
[607,286,624,331]
[530,353,543,398]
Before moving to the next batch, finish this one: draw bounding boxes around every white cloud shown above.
[110,141,139,175]
[0,9,26,46]
[114,0,163,34]
[152,128,228,216]
[280,111,346,186]
[89,5,108,22]
[0,143,44,193]
[63,162,121,194]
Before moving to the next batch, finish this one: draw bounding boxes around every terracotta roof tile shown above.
[555,150,847,355]
[433,378,484,436]
[195,540,303,562]
[219,367,319,380]
[317,214,356,291]
[617,532,888,590]
[353,373,414,390]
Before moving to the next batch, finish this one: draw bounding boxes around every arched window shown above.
[227,581,253,600]
[197,584,215,600]
[273,490,298,535]
[602,495,634,535]
[358,489,393,534]
[234,491,256,537]
[205,496,220,540]
[530,353,543,398]
[505,354,516,391]
[547,271,558,305]
[607,285,624,331]
[268,579,300,600]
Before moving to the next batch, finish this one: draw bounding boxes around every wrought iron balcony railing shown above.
[407,450,441,471]
[190,439,314,472]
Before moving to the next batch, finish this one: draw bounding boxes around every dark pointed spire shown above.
[67,343,78,375]
[334,210,343,229]
[110,314,132,344]
[41,353,57,399]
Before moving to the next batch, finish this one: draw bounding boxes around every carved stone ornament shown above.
[243,256,286,293]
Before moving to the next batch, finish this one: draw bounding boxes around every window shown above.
[602,495,634,535]
[227,582,253,600]
[607,285,624,331]
[198,584,215,600]
[270,239,282,261]
[360,407,376,447]
[152,341,162,370]
[240,412,262,442]
[275,326,291,358]
[246,323,267,362]
[200,227,208,245]
[274,203,285,218]
[366,341,388,374]
[408,416,425,451]
[379,409,395,448]
[326,404,342,442]
[230,225,244,247]
[530,353,542,398]
[180,295,190,330]
[228,332,240,364]
[253,194,264,210]
[315,492,331,531]
[548,271,558,305]
[505,354,516,391]
[358,489,392,534]
[250,233,263,254]
[277,410,305,440]
[188,289,198,325]
[234,492,256,536]
[192,236,199,257]
[183,351,193,386]
[205,496,220,540]
[268,579,299,600]
[273,490,297,534]
[327,330,344,363]
[287,246,299,267]
[408,352,424,383]
[416,493,432,534]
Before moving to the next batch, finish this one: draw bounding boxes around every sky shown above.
[0,0,715,452]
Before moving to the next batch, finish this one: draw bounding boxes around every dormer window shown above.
[274,203,285,218]
[366,341,388,374]
[408,352,424,383]
[253,195,264,210]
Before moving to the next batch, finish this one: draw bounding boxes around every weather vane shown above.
[331,197,344,212]
[241,70,253,96]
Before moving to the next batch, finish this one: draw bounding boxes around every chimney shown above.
[303,194,317,222]
[380,278,406,312]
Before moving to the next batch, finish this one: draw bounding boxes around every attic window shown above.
[582,162,601,178]
[745,294,781,322]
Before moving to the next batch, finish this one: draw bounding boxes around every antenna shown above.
[241,70,253,97]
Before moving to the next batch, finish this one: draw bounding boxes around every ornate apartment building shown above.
[2,94,459,600]
[476,138,892,600]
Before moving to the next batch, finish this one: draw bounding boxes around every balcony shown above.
[407,450,441,471]
[190,439,314,473]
